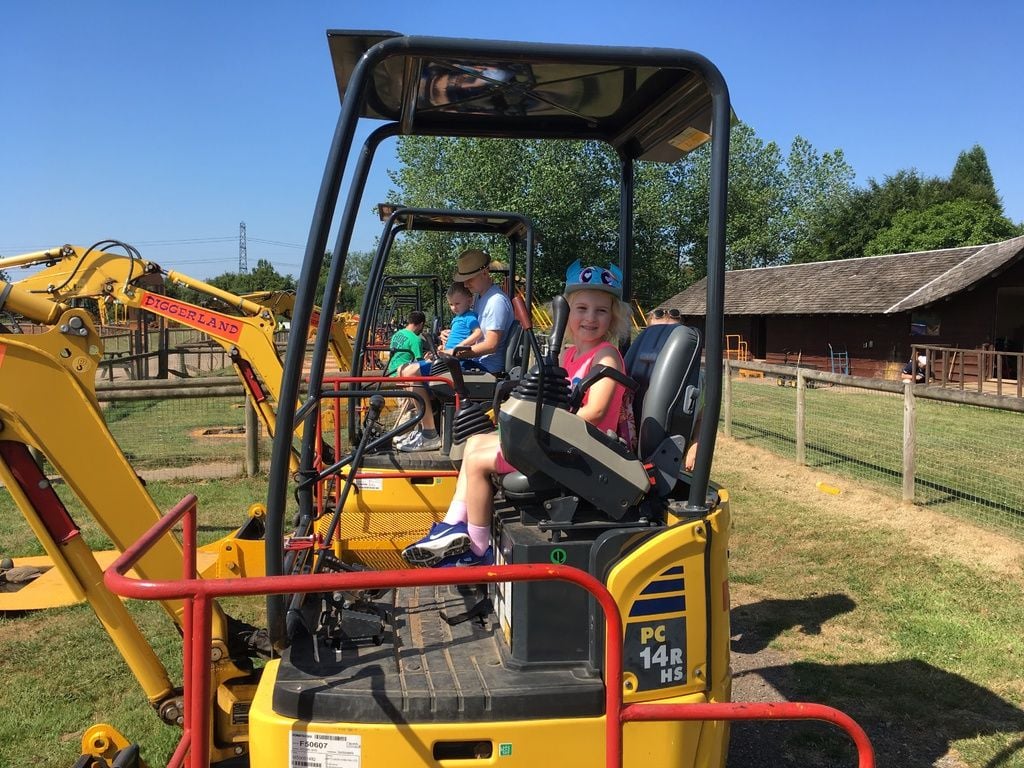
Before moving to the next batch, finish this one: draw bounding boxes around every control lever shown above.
[547,294,570,364]
[436,352,469,398]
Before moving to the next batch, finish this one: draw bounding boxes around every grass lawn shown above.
[0,476,267,767]
[1,436,1021,766]
[719,436,1024,767]
[101,393,271,470]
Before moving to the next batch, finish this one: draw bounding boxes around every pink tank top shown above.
[562,341,627,435]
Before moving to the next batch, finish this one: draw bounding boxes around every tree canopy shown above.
[865,198,1021,255]
[387,122,856,303]
[796,145,1020,262]
[383,129,1020,303]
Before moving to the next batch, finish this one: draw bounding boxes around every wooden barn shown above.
[664,235,1024,381]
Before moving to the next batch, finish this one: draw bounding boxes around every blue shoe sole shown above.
[402,534,471,567]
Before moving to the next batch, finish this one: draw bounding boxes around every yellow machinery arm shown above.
[242,289,355,373]
[3,244,304,469]
[0,280,255,760]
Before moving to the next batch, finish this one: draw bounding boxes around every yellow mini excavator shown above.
[6,30,874,768]
[0,278,267,765]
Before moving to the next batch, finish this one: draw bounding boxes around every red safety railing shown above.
[105,495,875,768]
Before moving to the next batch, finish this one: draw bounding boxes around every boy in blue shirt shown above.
[442,282,482,353]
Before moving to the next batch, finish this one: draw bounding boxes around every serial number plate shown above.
[290,732,361,768]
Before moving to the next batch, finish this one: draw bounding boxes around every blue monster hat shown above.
[564,259,623,298]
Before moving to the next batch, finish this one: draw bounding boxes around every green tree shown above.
[948,144,1001,210]
[389,136,620,300]
[797,144,1017,262]
[668,124,853,275]
[785,137,855,263]
[389,124,856,301]
[795,169,949,262]
[865,198,1021,255]
[319,249,374,312]
[206,259,295,297]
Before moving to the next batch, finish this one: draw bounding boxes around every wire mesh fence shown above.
[802,382,903,488]
[98,388,270,473]
[722,361,1024,539]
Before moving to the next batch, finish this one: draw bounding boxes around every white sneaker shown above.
[399,431,442,452]
[393,428,420,448]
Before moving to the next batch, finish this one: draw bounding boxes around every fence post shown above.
[796,370,806,465]
[902,381,916,504]
[723,360,733,437]
[245,395,260,477]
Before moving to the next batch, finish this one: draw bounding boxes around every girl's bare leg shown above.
[463,433,500,528]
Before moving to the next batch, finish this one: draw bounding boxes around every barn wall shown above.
[686,255,1024,380]
[761,314,907,378]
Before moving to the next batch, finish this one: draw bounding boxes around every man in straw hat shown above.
[397,249,513,452]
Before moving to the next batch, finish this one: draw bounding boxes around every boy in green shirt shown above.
[385,311,427,376]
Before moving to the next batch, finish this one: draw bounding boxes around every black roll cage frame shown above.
[265,33,730,646]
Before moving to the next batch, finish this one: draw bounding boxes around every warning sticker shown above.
[354,477,383,491]
[290,732,361,768]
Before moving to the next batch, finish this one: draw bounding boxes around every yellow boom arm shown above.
[0,289,253,759]
[2,245,305,469]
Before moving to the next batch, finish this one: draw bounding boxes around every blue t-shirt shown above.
[473,283,513,374]
[445,310,480,350]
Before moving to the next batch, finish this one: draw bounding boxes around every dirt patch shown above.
[715,435,1024,580]
[189,426,245,439]
[137,462,243,482]
[716,436,1020,767]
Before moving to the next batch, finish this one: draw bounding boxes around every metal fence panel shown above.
[723,361,1024,539]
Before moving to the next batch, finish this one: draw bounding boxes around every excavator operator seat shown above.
[626,323,703,463]
[503,318,524,377]
[498,322,703,522]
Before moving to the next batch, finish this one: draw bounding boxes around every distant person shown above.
[901,354,928,384]
[392,283,485,450]
[385,311,427,377]
[648,307,682,326]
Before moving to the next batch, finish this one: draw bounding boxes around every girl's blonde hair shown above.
[561,289,631,344]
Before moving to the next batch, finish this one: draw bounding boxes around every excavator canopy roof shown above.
[328,30,718,162]
[376,204,530,239]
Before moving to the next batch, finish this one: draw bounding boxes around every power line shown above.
[248,237,304,249]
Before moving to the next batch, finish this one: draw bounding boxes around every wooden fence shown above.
[725,359,1024,508]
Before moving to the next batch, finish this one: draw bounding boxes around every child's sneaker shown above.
[392,428,420,449]
[401,521,471,566]
[437,546,494,568]
[398,431,442,452]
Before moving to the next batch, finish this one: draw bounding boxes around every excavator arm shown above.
[2,244,303,470]
[0,282,256,761]
[243,289,355,373]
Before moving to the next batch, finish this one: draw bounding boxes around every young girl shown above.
[402,261,631,567]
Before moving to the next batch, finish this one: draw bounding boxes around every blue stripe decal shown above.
[661,566,684,576]
[641,579,685,595]
[629,595,686,617]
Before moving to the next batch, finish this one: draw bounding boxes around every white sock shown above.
[443,500,467,525]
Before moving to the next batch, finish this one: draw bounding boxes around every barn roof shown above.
[668,235,1024,316]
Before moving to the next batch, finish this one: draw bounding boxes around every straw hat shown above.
[453,249,495,282]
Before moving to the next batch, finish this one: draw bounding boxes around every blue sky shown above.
[2,1,1021,279]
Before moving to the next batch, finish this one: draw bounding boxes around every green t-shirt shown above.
[386,327,424,376]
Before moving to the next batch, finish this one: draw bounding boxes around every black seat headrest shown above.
[624,324,702,459]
